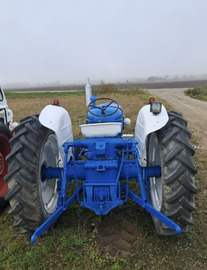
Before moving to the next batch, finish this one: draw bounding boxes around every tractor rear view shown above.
[0,87,17,212]
[5,81,197,242]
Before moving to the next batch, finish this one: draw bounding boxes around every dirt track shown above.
[147,88,207,148]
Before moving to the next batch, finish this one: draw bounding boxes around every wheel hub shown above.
[0,153,5,175]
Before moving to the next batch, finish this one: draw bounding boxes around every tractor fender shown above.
[39,105,73,161]
[135,104,169,166]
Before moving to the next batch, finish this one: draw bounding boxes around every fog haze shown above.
[1,0,207,86]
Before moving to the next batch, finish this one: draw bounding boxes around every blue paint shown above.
[32,98,182,243]
[87,98,124,124]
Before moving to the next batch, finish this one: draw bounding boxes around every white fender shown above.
[135,104,169,166]
[39,105,73,162]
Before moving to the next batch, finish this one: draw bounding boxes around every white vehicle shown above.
[0,86,17,211]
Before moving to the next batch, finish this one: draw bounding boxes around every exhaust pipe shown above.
[85,78,92,106]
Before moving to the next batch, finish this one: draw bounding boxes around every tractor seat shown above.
[80,122,122,138]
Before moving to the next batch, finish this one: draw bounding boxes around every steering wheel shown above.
[88,98,120,117]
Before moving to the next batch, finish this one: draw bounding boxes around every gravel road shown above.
[146,88,207,148]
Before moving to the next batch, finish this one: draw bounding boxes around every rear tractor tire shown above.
[147,111,197,235]
[5,115,59,232]
[0,124,12,212]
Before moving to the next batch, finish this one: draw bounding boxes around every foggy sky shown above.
[1,0,207,85]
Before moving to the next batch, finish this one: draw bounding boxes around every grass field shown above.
[5,89,151,137]
[185,87,207,101]
[0,89,206,270]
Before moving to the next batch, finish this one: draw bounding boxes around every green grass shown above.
[0,205,127,270]
[5,88,154,104]
[185,87,207,101]
[5,91,85,99]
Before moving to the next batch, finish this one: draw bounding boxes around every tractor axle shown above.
[32,138,181,243]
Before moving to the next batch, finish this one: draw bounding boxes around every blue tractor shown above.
[5,83,197,243]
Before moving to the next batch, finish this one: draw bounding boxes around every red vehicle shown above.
[0,87,17,211]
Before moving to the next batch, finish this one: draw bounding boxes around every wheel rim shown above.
[0,135,10,197]
[40,134,59,214]
[148,133,162,211]
[0,153,5,175]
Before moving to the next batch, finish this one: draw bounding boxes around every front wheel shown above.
[5,115,59,232]
[147,111,197,235]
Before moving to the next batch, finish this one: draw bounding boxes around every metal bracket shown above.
[31,186,83,244]
[121,186,182,234]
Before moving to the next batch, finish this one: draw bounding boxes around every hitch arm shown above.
[122,186,182,235]
[31,186,83,244]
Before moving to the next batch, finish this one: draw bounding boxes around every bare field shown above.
[1,89,206,270]
[5,79,207,93]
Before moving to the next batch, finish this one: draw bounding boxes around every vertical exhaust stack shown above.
[85,78,92,106]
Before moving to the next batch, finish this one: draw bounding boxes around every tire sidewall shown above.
[37,128,59,221]
[147,111,197,235]
[5,115,60,231]
[147,132,165,232]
